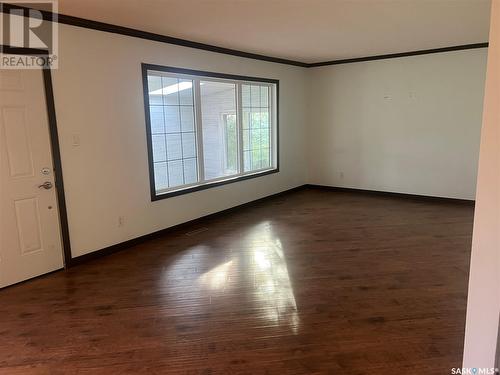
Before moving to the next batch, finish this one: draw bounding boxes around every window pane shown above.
[182,132,197,159]
[225,114,238,172]
[243,129,250,151]
[168,160,184,187]
[148,76,163,105]
[147,73,200,192]
[261,128,270,148]
[242,85,251,107]
[200,81,238,180]
[179,79,194,105]
[180,106,194,132]
[260,86,269,108]
[165,106,180,133]
[242,109,250,130]
[166,133,182,160]
[251,111,261,129]
[261,148,270,169]
[251,148,261,170]
[242,84,273,173]
[261,109,270,128]
[162,77,179,105]
[154,162,168,190]
[250,128,261,149]
[243,150,251,172]
[251,85,260,107]
[152,134,166,162]
[149,105,165,134]
[183,158,198,184]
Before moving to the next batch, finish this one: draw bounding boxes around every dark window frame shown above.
[141,63,280,201]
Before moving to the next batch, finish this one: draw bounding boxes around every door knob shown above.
[38,182,53,190]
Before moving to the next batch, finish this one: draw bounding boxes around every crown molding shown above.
[0,2,489,68]
[308,42,489,67]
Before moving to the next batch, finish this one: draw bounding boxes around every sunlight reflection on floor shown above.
[199,260,235,291]
[198,221,300,334]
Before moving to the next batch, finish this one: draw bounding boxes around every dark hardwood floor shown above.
[0,188,474,374]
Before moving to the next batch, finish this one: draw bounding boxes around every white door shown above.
[0,68,64,288]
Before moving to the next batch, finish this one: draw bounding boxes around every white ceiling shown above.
[53,0,491,64]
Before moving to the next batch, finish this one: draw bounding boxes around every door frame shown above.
[1,45,72,267]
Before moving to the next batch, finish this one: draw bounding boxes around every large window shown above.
[142,65,278,200]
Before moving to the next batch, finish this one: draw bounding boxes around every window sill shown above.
[151,168,279,201]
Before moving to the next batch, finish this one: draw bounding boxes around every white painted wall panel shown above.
[307,49,488,200]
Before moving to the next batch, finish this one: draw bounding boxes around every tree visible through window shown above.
[242,84,271,171]
[223,113,237,173]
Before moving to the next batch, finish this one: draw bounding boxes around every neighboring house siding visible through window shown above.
[200,81,237,180]
[142,65,279,200]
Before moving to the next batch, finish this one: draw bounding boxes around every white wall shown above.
[307,49,488,200]
[51,25,308,257]
[463,0,500,367]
